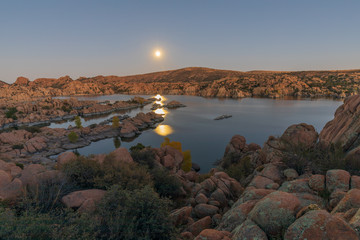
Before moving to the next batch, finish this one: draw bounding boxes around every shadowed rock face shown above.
[320,95,360,151]
[2,67,360,102]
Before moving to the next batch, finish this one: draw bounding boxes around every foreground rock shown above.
[285,210,358,240]
[61,189,106,212]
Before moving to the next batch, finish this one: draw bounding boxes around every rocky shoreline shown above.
[0,95,164,166]
[0,96,152,131]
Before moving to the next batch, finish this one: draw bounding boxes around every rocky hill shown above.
[2,67,360,102]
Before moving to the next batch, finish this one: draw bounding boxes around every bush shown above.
[61,105,72,113]
[130,143,146,152]
[62,156,102,189]
[62,155,152,191]
[94,157,152,190]
[96,185,175,240]
[23,126,42,133]
[15,162,24,169]
[219,152,242,169]
[225,156,252,182]
[17,175,74,214]
[12,144,24,150]
[68,131,78,143]
[280,140,346,175]
[74,116,82,129]
[130,146,156,169]
[151,168,182,198]
[0,209,96,240]
[5,107,17,120]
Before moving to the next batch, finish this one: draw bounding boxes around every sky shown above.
[0,0,359,83]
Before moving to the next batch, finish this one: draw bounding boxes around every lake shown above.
[56,95,342,173]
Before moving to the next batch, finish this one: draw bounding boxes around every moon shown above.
[155,50,161,57]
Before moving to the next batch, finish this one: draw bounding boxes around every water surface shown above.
[60,95,342,173]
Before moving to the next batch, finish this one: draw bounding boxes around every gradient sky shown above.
[1,0,359,83]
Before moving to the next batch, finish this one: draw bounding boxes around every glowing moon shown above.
[155,50,161,57]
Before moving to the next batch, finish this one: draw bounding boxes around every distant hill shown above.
[1,67,360,101]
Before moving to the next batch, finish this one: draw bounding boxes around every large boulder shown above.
[319,95,360,151]
[285,210,358,240]
[19,164,46,188]
[332,189,360,214]
[61,189,106,210]
[194,203,219,218]
[326,169,351,193]
[0,170,11,189]
[110,147,133,164]
[0,178,23,201]
[280,123,318,148]
[170,206,192,226]
[248,191,301,238]
[57,151,77,167]
[188,216,212,237]
[224,135,246,155]
[308,174,325,192]
[232,219,268,240]
[217,200,257,232]
[194,229,231,240]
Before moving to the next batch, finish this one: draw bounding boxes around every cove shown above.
[60,95,342,173]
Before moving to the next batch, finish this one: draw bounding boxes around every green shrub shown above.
[151,168,182,198]
[225,156,252,182]
[15,162,24,169]
[74,116,82,129]
[23,126,42,133]
[280,140,346,175]
[68,131,78,143]
[61,105,72,113]
[0,209,96,240]
[12,144,24,150]
[62,156,102,189]
[17,175,73,214]
[130,143,146,152]
[5,107,17,120]
[96,185,175,240]
[130,147,156,169]
[94,156,152,190]
[219,152,242,169]
[62,155,152,191]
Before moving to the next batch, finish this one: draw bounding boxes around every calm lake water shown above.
[56,95,342,173]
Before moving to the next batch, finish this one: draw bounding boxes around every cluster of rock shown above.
[0,159,59,202]
[171,170,243,239]
[164,100,186,109]
[0,111,163,165]
[0,96,149,130]
[2,68,360,102]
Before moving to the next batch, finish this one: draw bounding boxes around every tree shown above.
[181,150,192,172]
[68,131,78,143]
[161,138,192,172]
[112,116,120,128]
[74,116,82,129]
